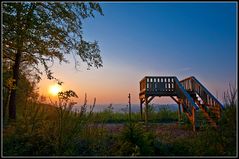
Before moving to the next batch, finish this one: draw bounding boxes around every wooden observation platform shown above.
[139,76,224,131]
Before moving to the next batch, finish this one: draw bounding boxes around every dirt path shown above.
[148,123,196,143]
[100,123,125,133]
[99,122,196,143]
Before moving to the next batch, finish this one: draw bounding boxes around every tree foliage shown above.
[3,2,103,80]
[2,2,104,120]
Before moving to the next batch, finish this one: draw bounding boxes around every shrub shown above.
[116,122,156,156]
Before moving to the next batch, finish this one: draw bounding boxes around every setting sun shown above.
[49,84,62,96]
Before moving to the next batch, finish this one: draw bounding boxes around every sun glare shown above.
[49,84,61,96]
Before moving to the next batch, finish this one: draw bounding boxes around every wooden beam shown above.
[140,99,143,120]
[170,96,179,104]
[192,108,196,131]
[145,97,148,125]
[141,98,145,104]
[148,96,155,104]
[178,103,182,121]
[128,93,131,122]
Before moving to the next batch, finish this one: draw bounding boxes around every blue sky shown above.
[39,2,237,105]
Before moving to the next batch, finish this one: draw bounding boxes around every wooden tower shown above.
[139,76,224,131]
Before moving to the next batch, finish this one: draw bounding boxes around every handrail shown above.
[174,77,199,111]
[180,76,194,83]
[191,76,225,110]
[180,76,224,110]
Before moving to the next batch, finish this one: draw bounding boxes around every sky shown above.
[38,2,237,106]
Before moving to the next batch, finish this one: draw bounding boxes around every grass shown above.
[89,104,178,124]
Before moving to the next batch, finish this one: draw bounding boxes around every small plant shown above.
[117,122,155,156]
[223,83,237,107]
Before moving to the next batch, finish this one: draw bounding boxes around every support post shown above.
[128,93,131,122]
[140,99,143,121]
[192,108,196,131]
[145,97,148,125]
[178,102,182,121]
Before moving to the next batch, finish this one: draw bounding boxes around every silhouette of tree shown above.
[3,2,104,120]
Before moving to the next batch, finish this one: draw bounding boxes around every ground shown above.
[100,122,196,143]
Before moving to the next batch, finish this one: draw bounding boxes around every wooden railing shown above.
[180,76,224,120]
[140,76,176,95]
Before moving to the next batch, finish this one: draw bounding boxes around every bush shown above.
[3,104,55,156]
[169,105,236,156]
[116,122,156,156]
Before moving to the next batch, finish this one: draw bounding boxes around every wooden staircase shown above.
[180,76,224,129]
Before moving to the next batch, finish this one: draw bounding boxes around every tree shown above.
[2,2,104,120]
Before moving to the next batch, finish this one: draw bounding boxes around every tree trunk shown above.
[8,50,22,121]
[8,4,23,121]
